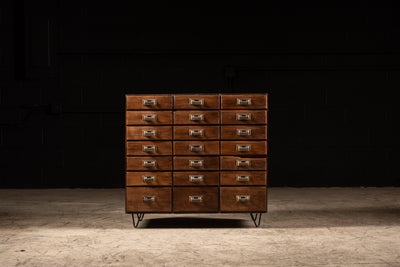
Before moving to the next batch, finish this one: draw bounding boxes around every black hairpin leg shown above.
[131,213,145,228]
[250,213,262,227]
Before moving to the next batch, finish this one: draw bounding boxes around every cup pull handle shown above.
[142,114,157,121]
[236,175,250,182]
[142,130,157,137]
[236,195,250,202]
[236,113,251,121]
[236,160,250,167]
[189,144,204,152]
[236,144,251,152]
[142,175,156,183]
[189,98,204,106]
[142,145,157,152]
[142,196,156,202]
[189,175,204,182]
[189,114,204,121]
[236,129,252,136]
[142,160,157,167]
[142,99,157,106]
[189,129,204,136]
[189,195,203,202]
[237,98,251,105]
[189,160,204,167]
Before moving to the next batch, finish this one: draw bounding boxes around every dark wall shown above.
[0,1,399,187]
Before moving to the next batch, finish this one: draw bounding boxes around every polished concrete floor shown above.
[0,188,399,266]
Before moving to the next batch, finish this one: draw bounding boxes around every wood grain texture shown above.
[174,156,219,170]
[126,111,172,125]
[126,141,172,156]
[173,171,219,186]
[126,156,172,171]
[174,95,220,109]
[126,172,172,186]
[173,187,219,212]
[220,186,267,212]
[220,110,267,125]
[126,95,172,110]
[126,126,172,140]
[220,141,267,155]
[174,111,219,125]
[174,141,219,155]
[220,125,267,140]
[220,156,267,170]
[174,126,219,140]
[220,171,267,186]
[220,94,267,109]
[126,187,172,212]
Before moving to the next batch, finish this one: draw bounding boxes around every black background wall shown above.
[0,1,399,188]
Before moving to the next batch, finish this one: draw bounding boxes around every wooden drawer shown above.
[220,156,266,170]
[220,126,267,140]
[220,110,267,125]
[126,141,172,156]
[174,95,219,109]
[174,111,219,125]
[220,94,267,110]
[174,126,219,140]
[126,111,172,125]
[173,187,219,212]
[126,156,172,171]
[174,141,219,155]
[220,171,266,186]
[174,156,219,170]
[173,171,219,186]
[220,186,266,212]
[126,172,172,186]
[220,141,267,155]
[126,187,172,212]
[126,95,172,110]
[126,126,172,140]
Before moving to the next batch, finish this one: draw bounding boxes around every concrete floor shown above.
[0,188,399,266]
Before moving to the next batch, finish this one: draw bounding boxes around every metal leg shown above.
[131,213,145,228]
[250,213,262,227]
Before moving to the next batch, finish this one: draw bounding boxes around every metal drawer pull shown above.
[189,160,204,167]
[142,145,157,152]
[142,99,157,106]
[142,196,156,202]
[236,160,251,167]
[236,113,251,121]
[237,129,252,136]
[236,195,250,202]
[142,160,157,167]
[142,114,157,121]
[142,175,156,183]
[189,195,203,202]
[143,129,156,137]
[189,129,204,136]
[236,144,251,152]
[189,114,204,121]
[237,98,251,105]
[189,144,204,152]
[236,175,250,182]
[189,98,204,106]
[189,175,204,182]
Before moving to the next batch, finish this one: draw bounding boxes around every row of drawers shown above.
[126,156,267,171]
[126,94,268,110]
[126,110,267,125]
[126,171,266,186]
[126,141,267,155]
[126,186,267,212]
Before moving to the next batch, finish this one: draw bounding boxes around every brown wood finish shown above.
[126,126,172,140]
[126,111,172,125]
[174,95,220,109]
[174,110,219,125]
[126,187,172,212]
[220,141,267,155]
[173,187,219,212]
[126,172,172,186]
[174,126,219,140]
[126,95,172,110]
[220,94,267,109]
[173,141,219,155]
[220,187,266,212]
[220,110,267,125]
[126,156,172,171]
[173,171,219,186]
[220,125,267,140]
[220,171,266,186]
[126,141,172,156]
[174,156,219,170]
[220,156,267,170]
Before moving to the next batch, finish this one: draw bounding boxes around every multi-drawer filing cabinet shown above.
[125,94,268,227]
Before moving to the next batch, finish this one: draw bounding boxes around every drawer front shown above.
[220,110,267,125]
[126,126,172,140]
[220,126,267,140]
[126,141,172,156]
[220,94,267,109]
[174,111,219,125]
[174,126,219,140]
[173,187,219,212]
[126,111,172,125]
[126,95,172,110]
[173,171,219,186]
[220,141,267,155]
[126,156,172,171]
[220,171,266,186]
[220,156,266,170]
[220,186,266,212]
[174,95,219,109]
[174,141,219,155]
[126,187,172,212]
[126,171,172,186]
[174,156,219,170]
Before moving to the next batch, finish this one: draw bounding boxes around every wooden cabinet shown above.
[125,94,268,227]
